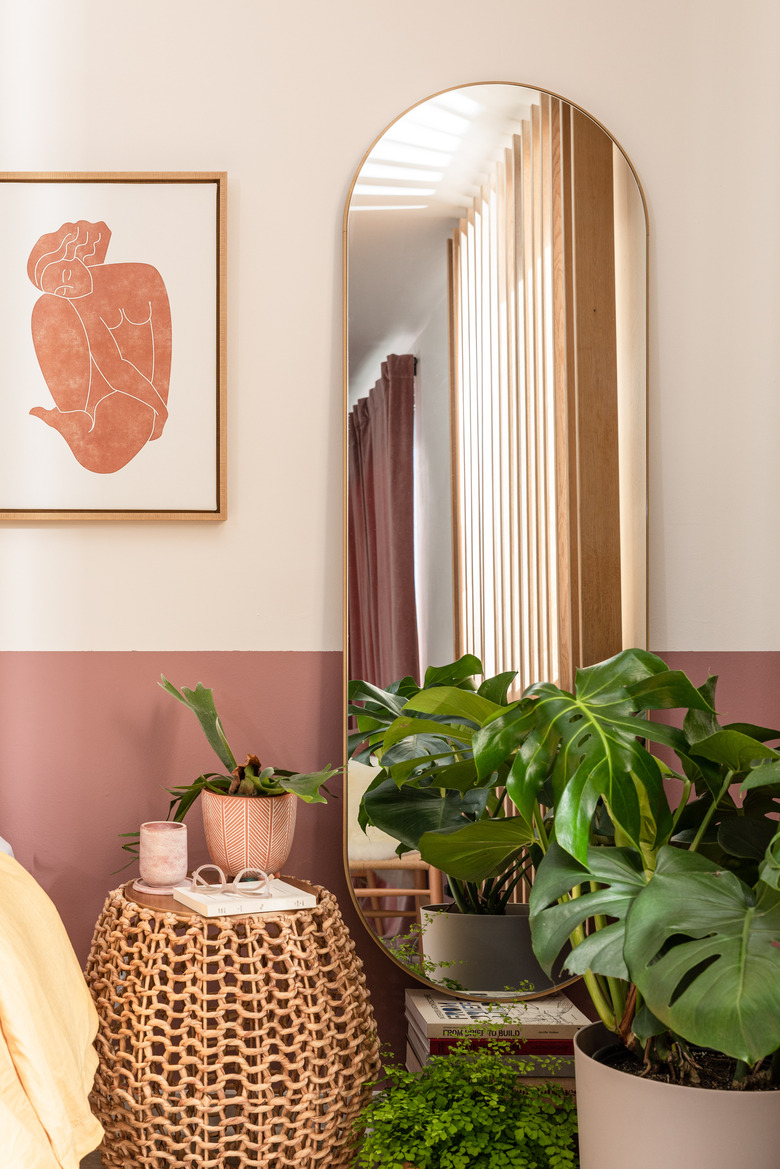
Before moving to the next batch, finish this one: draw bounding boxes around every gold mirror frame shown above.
[342,82,648,999]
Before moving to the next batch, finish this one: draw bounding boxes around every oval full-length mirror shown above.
[344,84,647,997]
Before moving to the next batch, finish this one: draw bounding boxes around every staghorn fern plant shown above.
[119,676,338,867]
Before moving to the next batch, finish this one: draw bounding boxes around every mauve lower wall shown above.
[654,652,780,728]
[3,645,776,1056]
[3,648,777,1058]
[0,649,419,1057]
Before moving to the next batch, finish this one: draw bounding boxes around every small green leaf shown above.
[688,729,779,773]
[718,817,778,861]
[361,775,487,851]
[477,670,518,706]
[627,669,716,713]
[274,765,339,804]
[741,759,780,792]
[423,654,483,688]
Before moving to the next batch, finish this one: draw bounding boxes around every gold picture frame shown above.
[0,172,227,521]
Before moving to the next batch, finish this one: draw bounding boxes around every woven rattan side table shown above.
[85,878,380,1169]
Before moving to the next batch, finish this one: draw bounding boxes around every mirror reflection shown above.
[345,84,647,996]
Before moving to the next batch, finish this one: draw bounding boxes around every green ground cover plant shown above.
[352,1039,578,1169]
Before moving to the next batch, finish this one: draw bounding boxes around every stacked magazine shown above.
[405,989,590,1088]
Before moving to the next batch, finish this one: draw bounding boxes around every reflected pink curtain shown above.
[348,354,419,688]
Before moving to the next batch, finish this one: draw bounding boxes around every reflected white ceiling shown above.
[347,84,542,401]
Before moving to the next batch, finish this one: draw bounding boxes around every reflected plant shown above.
[349,655,546,915]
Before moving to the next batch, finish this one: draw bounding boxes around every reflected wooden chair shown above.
[348,853,444,932]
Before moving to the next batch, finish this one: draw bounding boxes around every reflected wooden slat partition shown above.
[450,96,622,692]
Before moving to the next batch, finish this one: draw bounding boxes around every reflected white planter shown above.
[574,1022,780,1169]
[420,903,554,995]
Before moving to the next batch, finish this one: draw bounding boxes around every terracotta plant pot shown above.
[574,1022,780,1169]
[200,788,297,876]
[419,903,555,995]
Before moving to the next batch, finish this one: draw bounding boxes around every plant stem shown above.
[449,879,470,914]
[581,969,616,1030]
[669,777,692,833]
[566,887,616,1030]
[591,911,627,1017]
[532,804,549,852]
[689,770,734,852]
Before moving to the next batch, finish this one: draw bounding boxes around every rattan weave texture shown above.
[85,880,380,1168]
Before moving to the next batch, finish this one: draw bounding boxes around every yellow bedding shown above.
[0,853,103,1168]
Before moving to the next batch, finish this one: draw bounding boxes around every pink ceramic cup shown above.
[139,821,188,887]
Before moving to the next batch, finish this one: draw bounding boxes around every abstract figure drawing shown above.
[27,220,172,474]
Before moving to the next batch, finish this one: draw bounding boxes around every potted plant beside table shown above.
[122,677,339,876]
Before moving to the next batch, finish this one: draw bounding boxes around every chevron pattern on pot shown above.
[201,789,298,876]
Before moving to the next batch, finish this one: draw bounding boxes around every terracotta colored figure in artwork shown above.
[27,221,172,473]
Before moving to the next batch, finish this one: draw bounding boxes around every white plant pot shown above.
[574,1022,780,1169]
[419,903,555,995]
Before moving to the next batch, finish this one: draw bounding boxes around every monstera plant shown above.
[464,648,780,1086]
[354,648,780,1086]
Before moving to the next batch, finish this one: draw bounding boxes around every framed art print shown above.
[0,172,226,520]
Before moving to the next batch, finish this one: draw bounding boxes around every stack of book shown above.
[405,989,590,1089]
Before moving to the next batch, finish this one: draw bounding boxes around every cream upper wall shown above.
[1,0,778,652]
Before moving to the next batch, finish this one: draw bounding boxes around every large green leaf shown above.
[625,844,780,1064]
[388,755,492,794]
[471,703,536,783]
[360,773,488,852]
[403,685,506,725]
[515,679,672,864]
[379,715,474,756]
[160,676,237,772]
[529,842,648,979]
[418,817,535,882]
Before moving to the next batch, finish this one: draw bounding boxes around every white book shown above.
[405,988,590,1038]
[172,877,316,916]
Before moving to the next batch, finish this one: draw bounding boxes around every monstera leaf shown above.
[625,842,780,1064]
[499,650,711,865]
[359,772,488,852]
[418,816,536,883]
[529,842,649,980]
